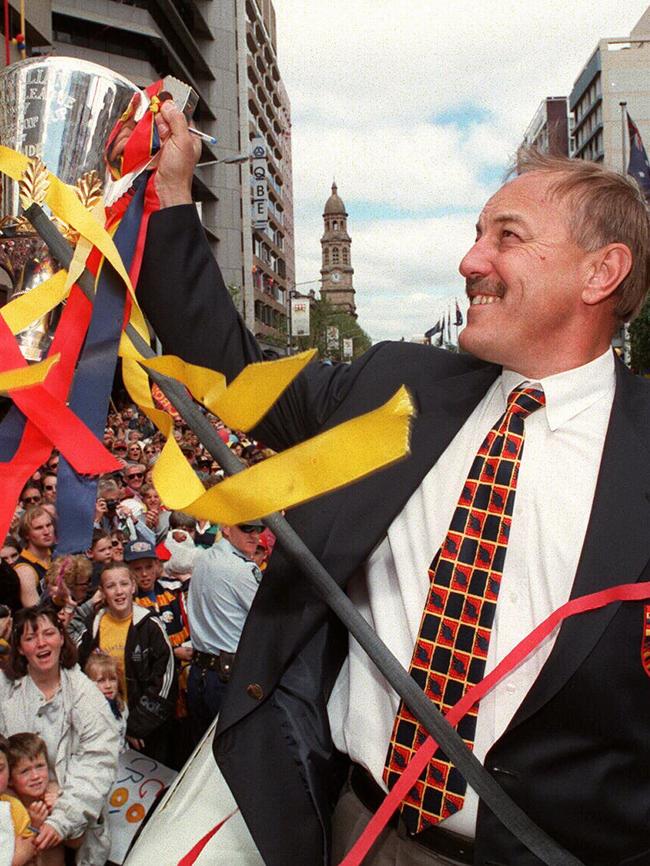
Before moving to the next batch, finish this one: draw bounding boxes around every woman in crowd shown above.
[0,538,20,569]
[0,605,119,865]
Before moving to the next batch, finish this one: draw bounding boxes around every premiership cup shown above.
[0,56,139,360]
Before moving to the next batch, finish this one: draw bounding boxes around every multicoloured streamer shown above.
[0,80,416,544]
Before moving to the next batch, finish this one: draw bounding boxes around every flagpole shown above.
[619,101,632,366]
[620,101,627,173]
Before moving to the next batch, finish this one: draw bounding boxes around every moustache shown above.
[465,277,506,298]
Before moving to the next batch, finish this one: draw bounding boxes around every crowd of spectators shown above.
[0,401,274,865]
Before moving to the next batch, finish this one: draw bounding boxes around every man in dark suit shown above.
[136,101,650,866]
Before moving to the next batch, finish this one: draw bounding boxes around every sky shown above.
[273,1,649,342]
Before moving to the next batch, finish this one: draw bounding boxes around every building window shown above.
[323,248,329,265]
[333,220,338,231]
[332,247,340,264]
[342,247,349,265]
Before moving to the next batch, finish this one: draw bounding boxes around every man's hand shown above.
[154,101,201,208]
[34,822,63,851]
[95,497,107,522]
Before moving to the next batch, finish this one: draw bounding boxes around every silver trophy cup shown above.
[0,56,139,360]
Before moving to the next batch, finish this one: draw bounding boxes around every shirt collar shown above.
[501,348,615,432]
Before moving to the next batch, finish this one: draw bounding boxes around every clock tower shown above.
[320,182,356,317]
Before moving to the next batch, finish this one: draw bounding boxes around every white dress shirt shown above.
[327,348,616,836]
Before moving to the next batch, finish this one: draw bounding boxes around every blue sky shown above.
[275,2,650,342]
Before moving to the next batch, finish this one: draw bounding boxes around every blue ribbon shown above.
[56,176,148,553]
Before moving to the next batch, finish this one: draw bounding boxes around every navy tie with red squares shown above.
[383,384,545,834]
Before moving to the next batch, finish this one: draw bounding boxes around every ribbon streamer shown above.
[0,353,59,392]
[154,386,414,525]
[137,349,317,430]
[341,580,650,866]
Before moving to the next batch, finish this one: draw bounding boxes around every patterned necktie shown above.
[383,385,545,834]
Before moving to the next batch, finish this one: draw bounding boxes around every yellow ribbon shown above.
[0,270,69,335]
[152,386,414,524]
[0,144,417,527]
[138,349,316,430]
[0,353,60,393]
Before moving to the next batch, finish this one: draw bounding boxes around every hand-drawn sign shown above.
[107,750,177,864]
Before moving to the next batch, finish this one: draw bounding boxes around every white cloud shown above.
[273,1,650,341]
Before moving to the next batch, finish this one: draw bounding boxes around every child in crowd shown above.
[84,654,128,751]
[0,736,33,866]
[6,733,65,865]
[85,531,114,591]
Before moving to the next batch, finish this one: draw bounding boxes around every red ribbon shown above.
[0,283,102,540]
[341,580,650,865]
[176,808,239,865]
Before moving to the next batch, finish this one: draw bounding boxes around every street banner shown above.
[326,325,339,353]
[343,337,353,359]
[108,749,177,864]
[251,137,268,229]
[291,297,310,336]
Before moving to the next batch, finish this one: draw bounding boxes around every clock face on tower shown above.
[331,271,341,283]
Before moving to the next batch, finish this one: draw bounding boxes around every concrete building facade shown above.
[1,0,295,347]
[569,8,650,170]
[522,97,571,155]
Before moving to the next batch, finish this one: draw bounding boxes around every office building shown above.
[569,8,650,169]
[522,97,571,155]
[1,0,295,348]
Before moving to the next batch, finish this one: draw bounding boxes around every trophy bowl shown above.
[0,56,140,359]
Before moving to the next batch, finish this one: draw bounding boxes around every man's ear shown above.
[582,243,633,306]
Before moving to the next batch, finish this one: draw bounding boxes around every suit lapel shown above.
[318,362,502,572]
[508,361,650,731]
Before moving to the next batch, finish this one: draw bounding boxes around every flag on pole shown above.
[455,300,464,326]
[627,112,650,201]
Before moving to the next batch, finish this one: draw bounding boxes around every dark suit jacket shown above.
[138,206,650,866]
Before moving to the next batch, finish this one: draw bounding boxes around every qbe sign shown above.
[251,137,268,230]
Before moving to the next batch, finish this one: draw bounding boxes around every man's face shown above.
[42,475,57,504]
[458,172,597,377]
[124,465,145,490]
[27,514,55,550]
[130,557,162,592]
[21,486,41,508]
[223,524,262,560]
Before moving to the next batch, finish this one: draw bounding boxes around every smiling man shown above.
[133,101,650,866]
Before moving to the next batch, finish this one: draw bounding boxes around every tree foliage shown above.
[293,298,372,360]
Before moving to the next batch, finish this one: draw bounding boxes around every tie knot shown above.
[507,385,545,419]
